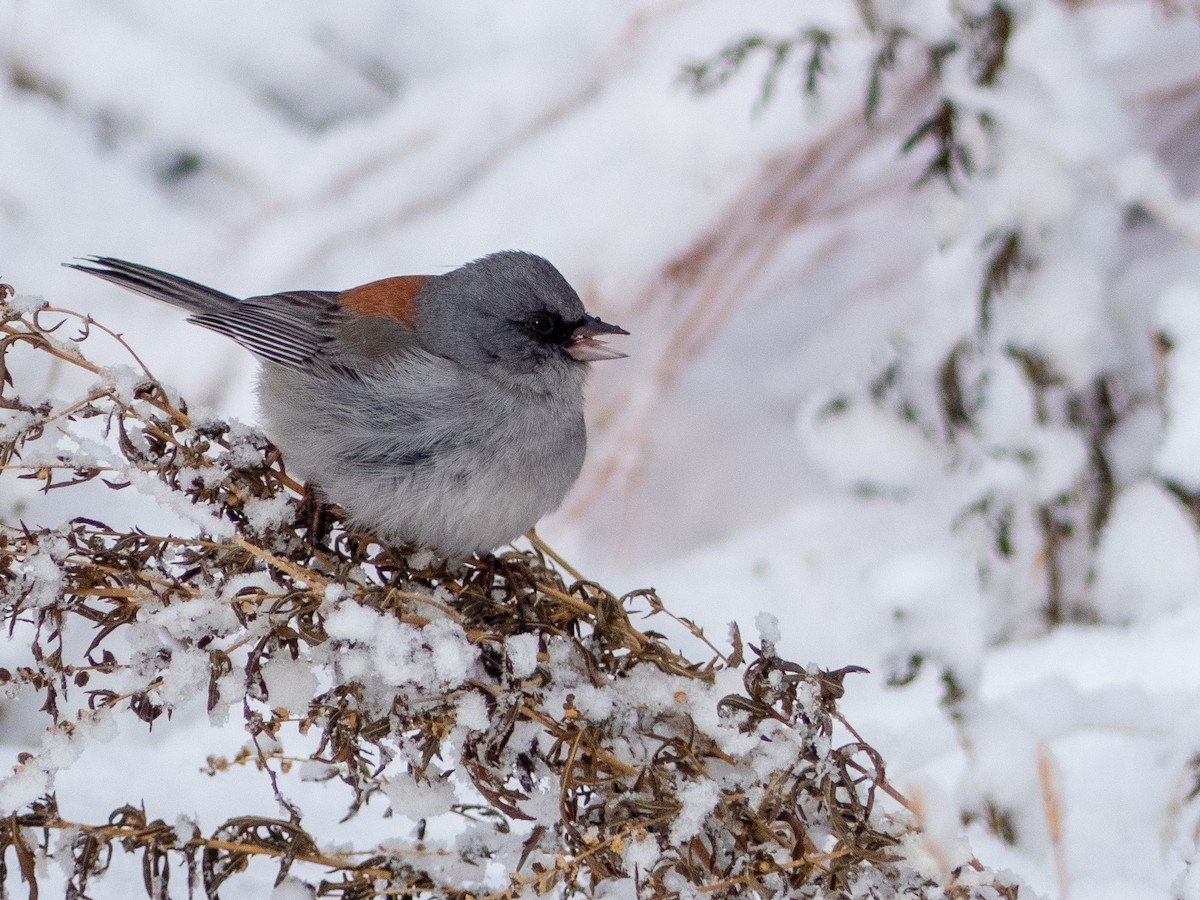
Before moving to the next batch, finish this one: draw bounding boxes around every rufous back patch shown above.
[339,275,429,326]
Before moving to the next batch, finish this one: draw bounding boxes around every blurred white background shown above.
[5,1,1200,896]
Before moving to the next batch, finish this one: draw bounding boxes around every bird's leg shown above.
[461,550,535,609]
[296,481,334,549]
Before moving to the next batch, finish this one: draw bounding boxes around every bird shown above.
[66,252,628,557]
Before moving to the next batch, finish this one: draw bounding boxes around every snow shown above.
[504,632,541,679]
[380,771,458,821]
[5,0,1200,897]
[1093,480,1200,623]
[754,610,781,646]
[260,652,319,714]
[668,778,722,845]
[3,292,47,314]
[65,434,237,538]
[271,879,315,900]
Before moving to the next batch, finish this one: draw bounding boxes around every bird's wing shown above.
[190,290,346,369]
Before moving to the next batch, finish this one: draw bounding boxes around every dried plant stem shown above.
[697,849,851,893]
[0,295,1016,897]
[1038,743,1069,900]
[232,534,328,589]
[468,678,640,779]
[11,814,398,880]
[525,527,585,582]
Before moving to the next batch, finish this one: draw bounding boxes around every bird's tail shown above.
[65,256,239,317]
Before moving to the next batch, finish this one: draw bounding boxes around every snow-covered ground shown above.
[5,1,1200,896]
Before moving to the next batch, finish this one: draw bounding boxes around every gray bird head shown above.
[413,251,627,389]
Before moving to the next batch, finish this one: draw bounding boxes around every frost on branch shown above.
[0,294,1017,898]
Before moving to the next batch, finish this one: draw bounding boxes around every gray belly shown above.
[320,411,586,555]
[258,364,587,555]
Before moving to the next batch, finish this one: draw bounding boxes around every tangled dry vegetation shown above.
[0,290,1015,898]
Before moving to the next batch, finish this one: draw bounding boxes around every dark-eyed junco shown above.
[67,252,627,557]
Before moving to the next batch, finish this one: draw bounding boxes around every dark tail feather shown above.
[64,257,238,317]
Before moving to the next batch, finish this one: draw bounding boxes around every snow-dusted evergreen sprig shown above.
[0,295,1017,897]
[682,3,1027,340]
[679,0,1174,641]
[669,1,1200,858]
[680,1,1012,178]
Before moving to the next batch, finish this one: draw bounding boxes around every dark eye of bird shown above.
[527,311,560,340]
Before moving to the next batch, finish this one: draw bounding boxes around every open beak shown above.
[566,314,629,362]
